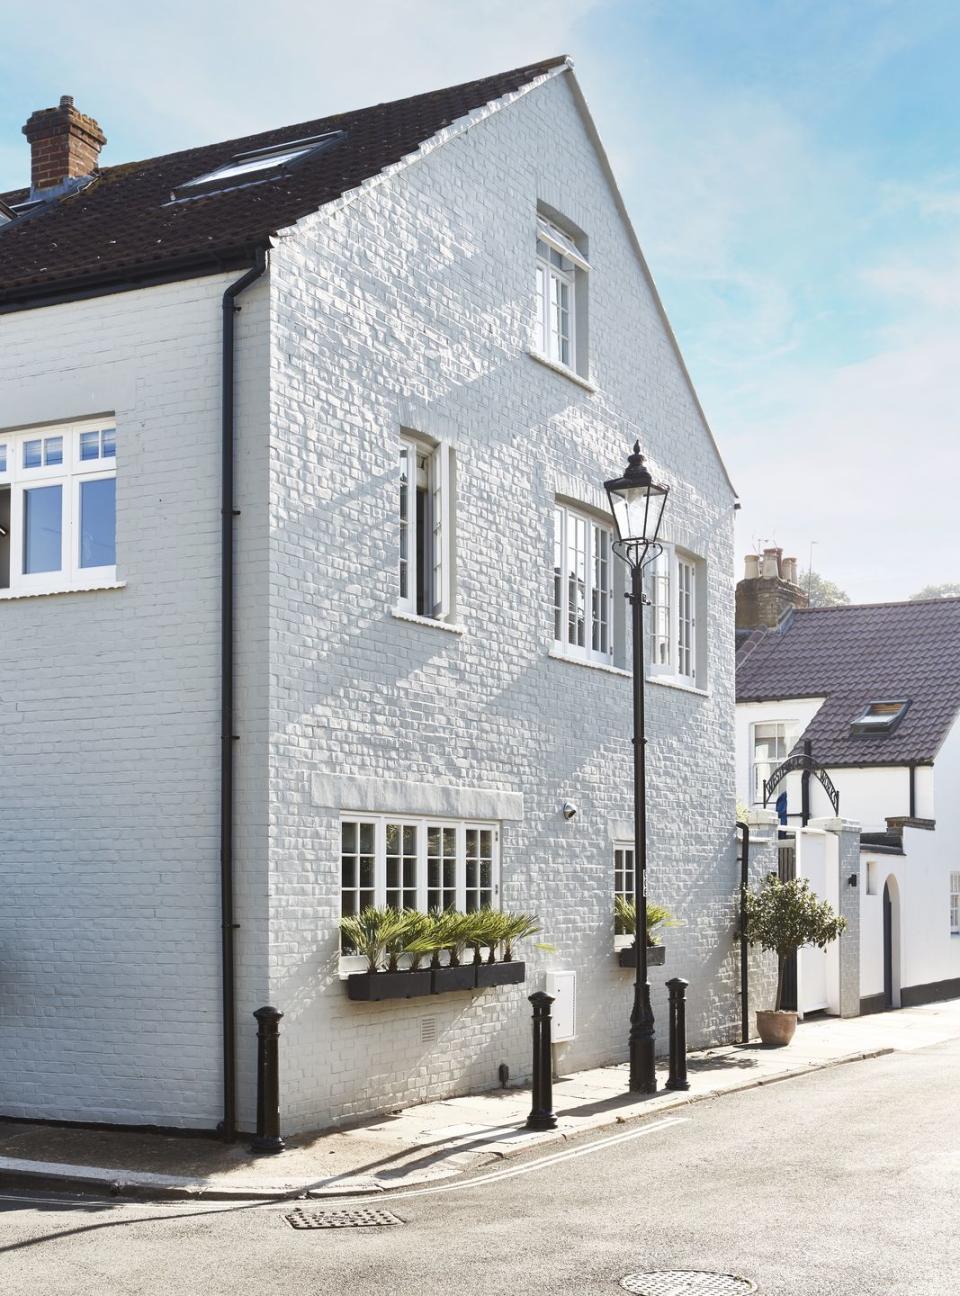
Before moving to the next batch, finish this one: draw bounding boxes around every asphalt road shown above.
[2,1037,958,1296]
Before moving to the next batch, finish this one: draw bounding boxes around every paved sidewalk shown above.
[2,1000,958,1201]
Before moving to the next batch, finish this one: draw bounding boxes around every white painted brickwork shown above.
[0,274,270,1128]
[267,71,740,1132]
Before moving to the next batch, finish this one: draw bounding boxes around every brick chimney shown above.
[22,96,106,194]
[736,547,808,630]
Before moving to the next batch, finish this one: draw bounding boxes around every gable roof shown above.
[0,57,567,308]
[736,598,960,766]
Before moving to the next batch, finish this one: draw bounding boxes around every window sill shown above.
[527,350,597,393]
[646,674,709,698]
[549,646,631,678]
[391,608,465,634]
[0,580,126,602]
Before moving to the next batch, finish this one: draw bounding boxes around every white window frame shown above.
[750,720,800,805]
[0,418,117,599]
[398,432,453,621]
[614,843,635,947]
[339,815,500,967]
[950,871,960,936]
[647,545,701,686]
[553,502,614,666]
[536,216,588,374]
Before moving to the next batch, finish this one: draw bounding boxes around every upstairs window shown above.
[553,503,613,666]
[752,721,800,804]
[850,700,909,736]
[951,873,960,936]
[398,433,453,621]
[0,419,117,598]
[535,215,589,375]
[648,546,703,686]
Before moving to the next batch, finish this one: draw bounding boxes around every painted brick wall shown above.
[266,70,740,1132]
[0,274,270,1127]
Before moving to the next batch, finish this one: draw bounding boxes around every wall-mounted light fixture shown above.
[848,874,858,888]
[562,801,578,821]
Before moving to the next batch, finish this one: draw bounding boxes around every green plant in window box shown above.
[615,896,678,968]
[341,907,432,1002]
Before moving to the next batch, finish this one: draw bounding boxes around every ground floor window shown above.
[614,844,635,934]
[340,815,499,922]
[950,872,960,935]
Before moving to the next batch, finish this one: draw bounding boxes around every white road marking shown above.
[0,1115,689,1216]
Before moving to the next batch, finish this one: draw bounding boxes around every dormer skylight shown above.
[172,130,345,201]
[850,700,910,736]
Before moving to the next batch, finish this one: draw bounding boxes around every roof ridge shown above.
[795,595,960,613]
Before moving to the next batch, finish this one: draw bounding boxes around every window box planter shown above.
[346,970,433,1001]
[476,960,526,988]
[618,944,666,969]
[431,964,478,994]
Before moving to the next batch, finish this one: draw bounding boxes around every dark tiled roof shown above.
[736,599,960,766]
[0,57,567,306]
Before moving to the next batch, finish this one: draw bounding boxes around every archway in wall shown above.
[883,875,902,1010]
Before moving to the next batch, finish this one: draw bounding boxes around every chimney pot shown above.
[761,548,781,579]
[744,554,760,580]
[782,557,798,584]
[22,97,105,194]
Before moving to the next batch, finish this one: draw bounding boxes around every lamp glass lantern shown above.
[604,441,668,567]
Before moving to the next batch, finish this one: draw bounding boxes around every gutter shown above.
[219,245,268,1141]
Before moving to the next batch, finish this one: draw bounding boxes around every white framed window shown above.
[340,815,499,929]
[535,215,589,374]
[614,844,635,935]
[751,721,799,804]
[950,872,960,935]
[647,546,703,685]
[398,433,453,621]
[0,419,117,598]
[553,503,613,666]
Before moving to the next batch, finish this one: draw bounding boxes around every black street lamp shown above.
[605,441,669,1094]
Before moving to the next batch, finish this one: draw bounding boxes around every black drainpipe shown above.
[219,246,268,1141]
[736,820,750,1044]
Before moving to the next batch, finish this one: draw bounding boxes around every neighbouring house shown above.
[1,59,741,1136]
[736,550,960,1015]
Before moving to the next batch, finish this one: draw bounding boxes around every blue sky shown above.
[2,1,957,600]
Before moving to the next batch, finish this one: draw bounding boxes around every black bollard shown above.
[665,978,690,1092]
[251,1006,286,1153]
[526,991,557,1130]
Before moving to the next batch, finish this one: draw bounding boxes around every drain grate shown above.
[285,1207,405,1230]
[620,1273,756,1296]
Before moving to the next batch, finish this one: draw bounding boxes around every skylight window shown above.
[850,700,910,736]
[174,131,345,199]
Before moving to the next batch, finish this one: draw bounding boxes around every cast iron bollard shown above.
[251,1006,286,1153]
[526,991,557,1130]
[665,978,690,1092]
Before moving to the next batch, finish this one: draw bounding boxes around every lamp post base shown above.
[629,981,657,1094]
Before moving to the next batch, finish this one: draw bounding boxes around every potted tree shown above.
[407,911,478,994]
[743,874,847,1045]
[615,896,677,968]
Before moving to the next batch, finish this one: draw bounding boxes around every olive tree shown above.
[743,875,847,1012]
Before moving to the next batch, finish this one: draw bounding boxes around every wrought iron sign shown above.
[762,753,840,816]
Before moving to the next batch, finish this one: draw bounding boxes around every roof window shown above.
[850,700,909,736]
[172,131,345,200]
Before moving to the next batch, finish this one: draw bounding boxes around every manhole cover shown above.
[285,1207,405,1230]
[620,1273,756,1296]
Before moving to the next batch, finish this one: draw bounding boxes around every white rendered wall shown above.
[860,718,960,1002]
[267,69,739,1133]
[736,699,934,828]
[0,274,271,1127]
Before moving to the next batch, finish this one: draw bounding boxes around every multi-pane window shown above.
[0,419,117,597]
[647,546,702,685]
[340,814,499,925]
[614,845,635,934]
[553,503,614,665]
[950,872,960,935]
[752,722,799,804]
[398,433,452,620]
[535,215,589,373]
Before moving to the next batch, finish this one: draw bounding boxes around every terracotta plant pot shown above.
[756,1009,798,1046]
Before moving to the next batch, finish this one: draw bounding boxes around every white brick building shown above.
[1,59,741,1135]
